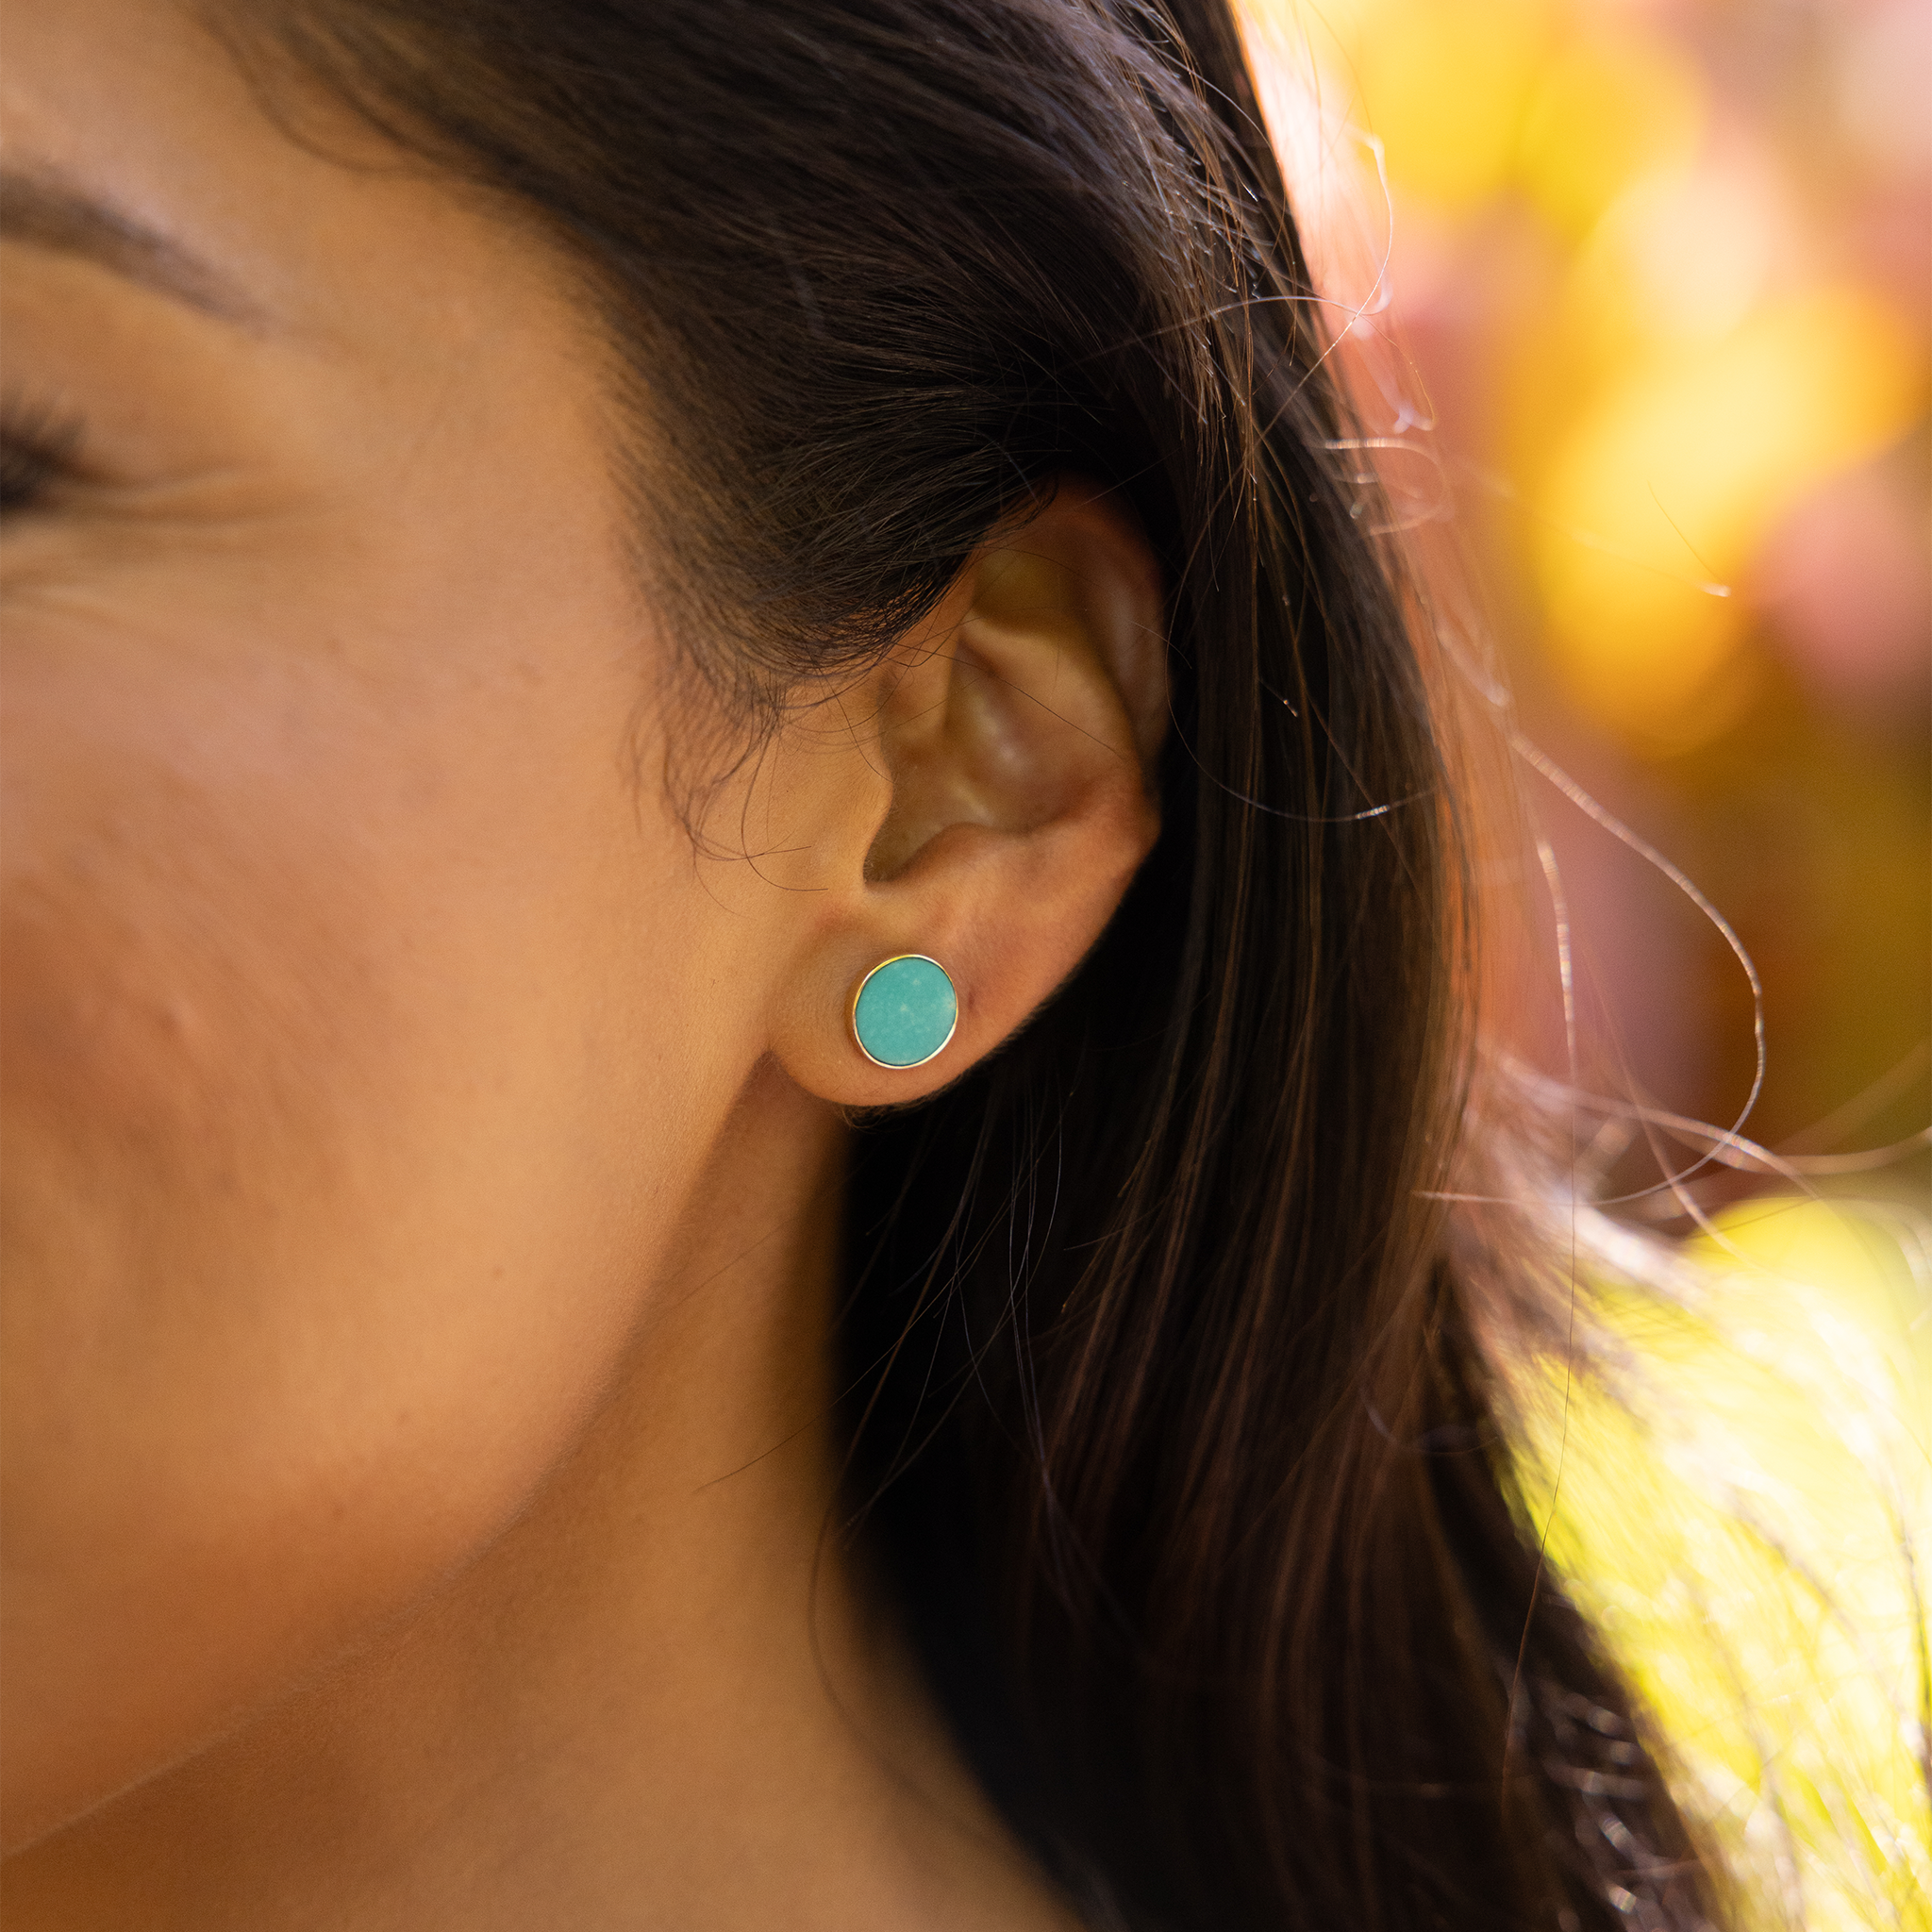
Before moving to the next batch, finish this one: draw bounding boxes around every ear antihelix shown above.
[849,955,958,1070]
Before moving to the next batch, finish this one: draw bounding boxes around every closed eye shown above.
[0,397,86,518]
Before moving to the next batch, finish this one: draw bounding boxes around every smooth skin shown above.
[0,3,1167,1926]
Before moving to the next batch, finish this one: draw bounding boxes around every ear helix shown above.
[850,956,958,1070]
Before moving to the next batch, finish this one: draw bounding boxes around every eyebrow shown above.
[0,167,260,324]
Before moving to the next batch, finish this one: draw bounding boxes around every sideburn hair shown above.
[233,3,1728,1924]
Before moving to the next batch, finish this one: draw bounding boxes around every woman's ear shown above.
[766,477,1167,1106]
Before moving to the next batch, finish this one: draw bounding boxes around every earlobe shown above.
[765,478,1166,1108]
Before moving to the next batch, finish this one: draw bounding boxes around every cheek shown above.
[0,605,717,1840]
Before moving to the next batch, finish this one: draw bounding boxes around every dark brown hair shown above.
[236,3,1724,1924]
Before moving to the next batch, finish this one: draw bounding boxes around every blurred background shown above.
[1241,0,1930,1223]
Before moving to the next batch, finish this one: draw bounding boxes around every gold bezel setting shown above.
[849,954,958,1070]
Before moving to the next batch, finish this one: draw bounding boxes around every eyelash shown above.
[0,398,86,517]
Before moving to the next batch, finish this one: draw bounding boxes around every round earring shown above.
[850,955,958,1071]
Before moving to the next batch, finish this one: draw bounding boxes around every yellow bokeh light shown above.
[1536,287,1926,751]
[1518,1199,1932,1929]
[1292,0,1555,210]
[1564,163,1782,371]
[1516,26,1705,240]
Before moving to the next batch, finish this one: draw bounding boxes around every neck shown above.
[5,1064,1072,1931]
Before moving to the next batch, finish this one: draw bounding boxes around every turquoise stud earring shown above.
[851,955,958,1070]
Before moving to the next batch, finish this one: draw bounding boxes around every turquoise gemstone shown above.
[852,955,958,1069]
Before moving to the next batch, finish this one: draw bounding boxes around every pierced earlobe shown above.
[850,955,958,1070]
